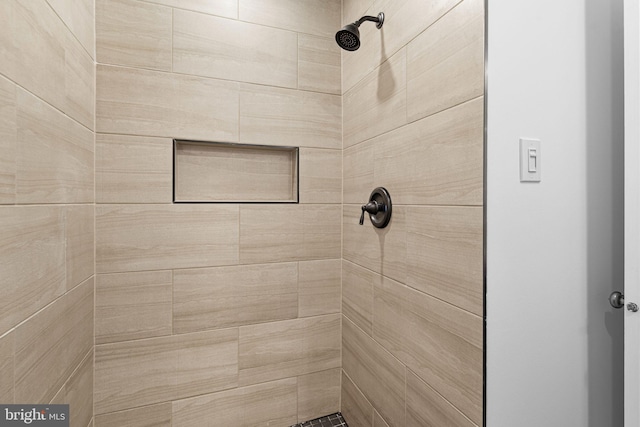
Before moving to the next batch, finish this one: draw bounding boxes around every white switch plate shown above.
[520,138,541,182]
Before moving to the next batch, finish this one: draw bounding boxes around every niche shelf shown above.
[173,140,299,203]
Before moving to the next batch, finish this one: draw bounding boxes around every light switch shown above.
[528,148,537,172]
[520,138,541,182]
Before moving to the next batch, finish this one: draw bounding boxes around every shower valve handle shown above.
[359,201,382,225]
[359,187,392,228]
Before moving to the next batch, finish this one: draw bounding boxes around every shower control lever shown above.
[360,201,382,225]
[359,187,392,228]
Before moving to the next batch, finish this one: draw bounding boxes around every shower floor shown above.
[291,412,348,427]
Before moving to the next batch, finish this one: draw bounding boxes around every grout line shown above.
[94,258,342,277]
[170,269,174,336]
[406,366,478,426]
[171,7,174,73]
[343,94,485,151]
[96,312,339,348]
[44,0,95,60]
[0,71,95,134]
[96,62,340,96]
[341,258,484,323]
[342,202,484,208]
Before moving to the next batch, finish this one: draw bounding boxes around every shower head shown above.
[336,23,360,51]
[335,12,384,51]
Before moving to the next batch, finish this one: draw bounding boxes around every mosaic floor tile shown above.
[291,412,348,427]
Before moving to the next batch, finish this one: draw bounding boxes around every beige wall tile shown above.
[406,206,483,315]
[61,350,94,427]
[298,259,341,317]
[61,277,95,381]
[95,337,174,414]
[373,277,482,424]
[299,148,342,204]
[97,65,239,141]
[46,0,95,58]
[343,49,407,148]
[97,0,171,71]
[342,204,407,284]
[343,141,375,204]
[175,142,297,202]
[65,205,95,290]
[373,97,484,206]
[95,328,239,414]
[0,206,65,335]
[374,411,391,427]
[96,271,173,344]
[342,317,405,427]
[63,24,95,131]
[173,330,239,399]
[173,378,296,427]
[342,0,461,93]
[239,0,341,37]
[49,385,65,407]
[96,134,173,204]
[406,370,476,427]
[341,372,373,427]
[142,0,238,18]
[240,205,341,264]
[0,0,59,101]
[240,204,303,264]
[297,368,341,423]
[0,1,94,129]
[173,263,298,333]
[239,314,341,386]
[343,0,374,25]
[95,403,172,427]
[342,260,376,335]
[302,205,342,259]
[15,278,93,404]
[0,75,17,204]
[174,10,297,88]
[407,0,484,121]
[16,89,94,204]
[298,34,341,95]
[0,332,14,404]
[0,0,96,419]
[96,204,239,273]
[240,84,341,149]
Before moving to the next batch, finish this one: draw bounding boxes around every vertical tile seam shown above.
[12,329,16,404]
[404,366,408,426]
[295,373,300,423]
[171,6,174,73]
[296,32,300,90]
[170,269,174,336]
[63,206,68,292]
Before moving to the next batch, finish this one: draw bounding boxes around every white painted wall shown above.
[486,0,624,426]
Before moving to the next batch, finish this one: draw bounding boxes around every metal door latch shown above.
[609,291,639,312]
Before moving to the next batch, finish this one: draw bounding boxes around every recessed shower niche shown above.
[173,140,299,203]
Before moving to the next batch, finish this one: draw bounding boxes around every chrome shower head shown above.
[335,12,384,51]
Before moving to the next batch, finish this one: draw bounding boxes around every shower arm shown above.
[354,13,384,29]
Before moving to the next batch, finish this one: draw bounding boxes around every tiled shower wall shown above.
[0,1,95,427]
[340,0,485,426]
[93,0,343,425]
